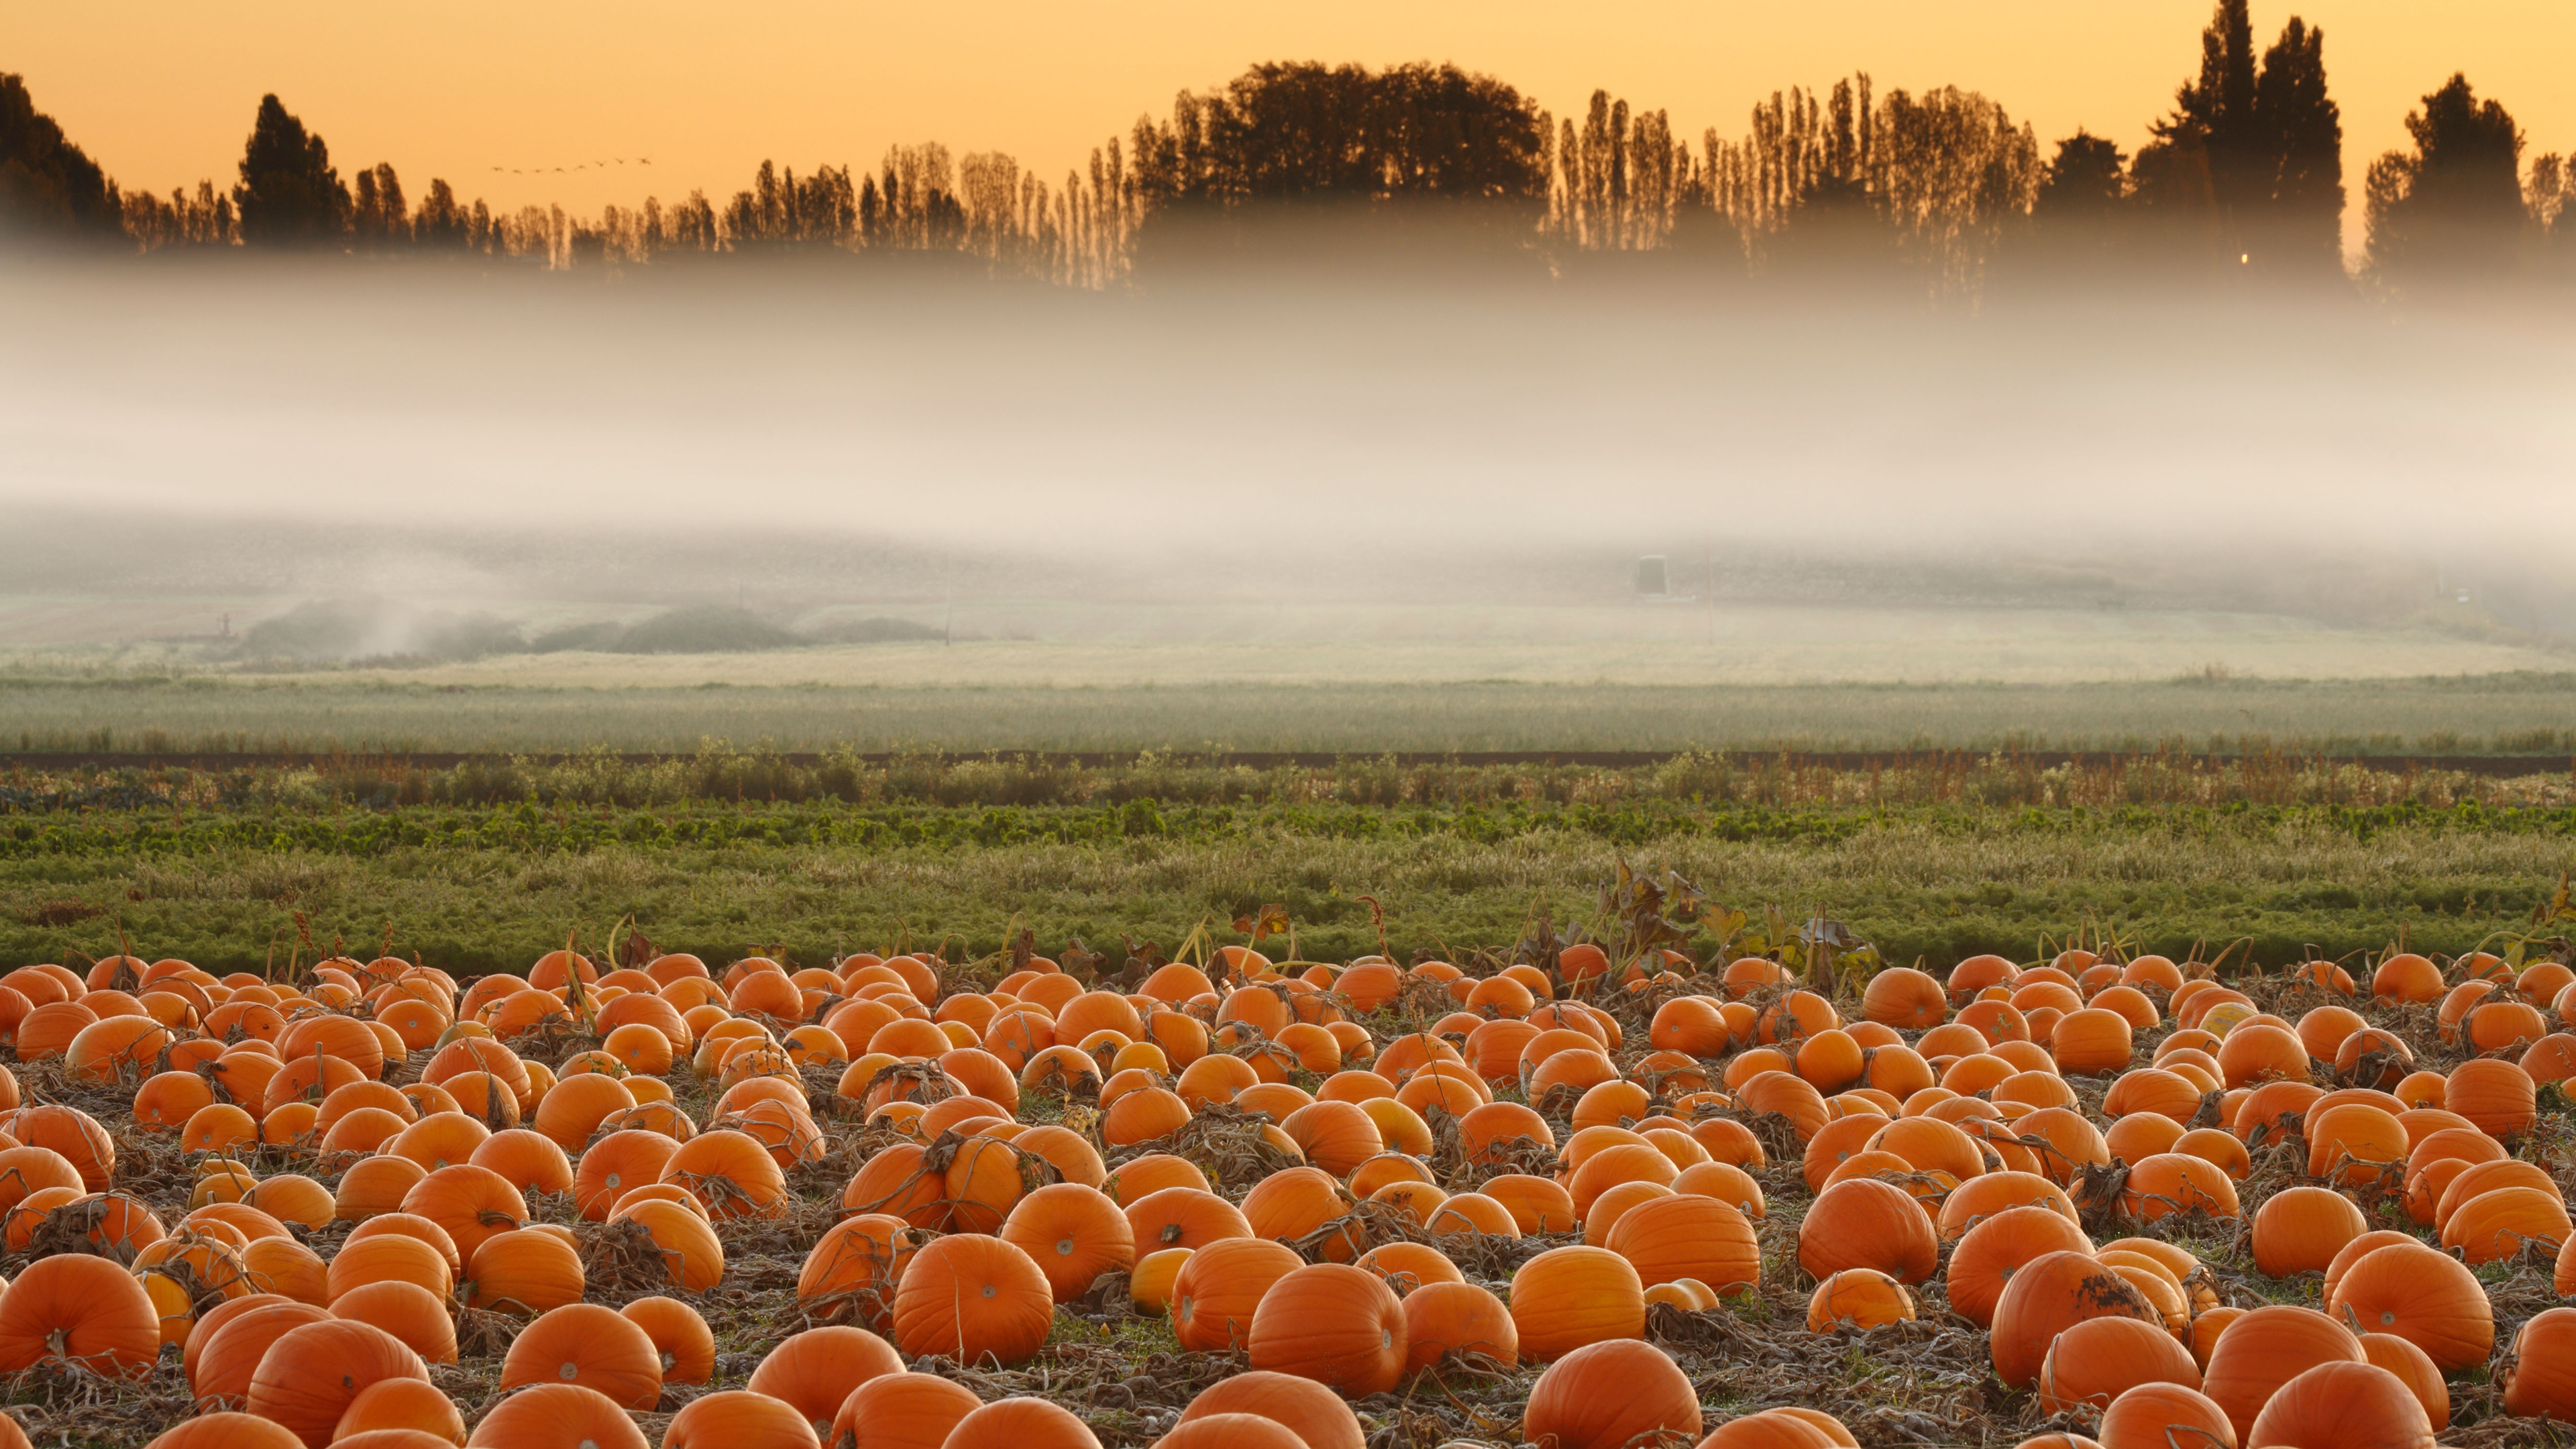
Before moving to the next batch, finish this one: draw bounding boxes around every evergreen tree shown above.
[0,72,121,239]
[414,178,469,249]
[2035,132,2128,220]
[234,95,349,248]
[2365,74,2528,277]
[2155,3,2343,270]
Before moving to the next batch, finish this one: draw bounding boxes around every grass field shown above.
[12,669,2576,757]
[7,785,2569,975]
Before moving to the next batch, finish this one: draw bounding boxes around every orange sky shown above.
[15,1,2573,258]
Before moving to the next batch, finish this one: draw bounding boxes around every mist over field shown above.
[5,246,2572,627]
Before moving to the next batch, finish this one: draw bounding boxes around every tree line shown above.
[5,2,2572,294]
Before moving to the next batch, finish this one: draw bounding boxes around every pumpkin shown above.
[2094,1383,2234,1449]
[329,1281,460,1365]
[796,1214,914,1328]
[621,1295,714,1384]
[999,1183,1136,1303]
[1945,1206,2094,1330]
[2304,1105,2407,1189]
[2320,1230,2418,1302]
[748,1326,904,1439]
[1509,1245,1646,1361]
[2250,1186,2367,1278]
[496,1302,662,1409]
[327,1230,455,1304]
[891,1232,1054,1366]
[663,1389,821,1449]
[334,1156,429,1222]
[1522,1338,1702,1449]
[572,1130,681,1222]
[2325,1242,2491,1371]
[1603,1193,1761,1295]
[830,1371,985,1449]
[1695,1412,1845,1447]
[938,1397,1102,1449]
[1176,1377,1362,1449]
[189,1299,333,1406]
[2358,1332,2449,1431]
[2501,1307,2576,1421]
[142,1415,306,1449]
[1807,1269,1914,1332]
[464,1226,584,1313]
[1123,1187,1253,1253]
[2200,1305,2363,1441]
[1397,1279,1517,1373]
[661,1128,790,1221]
[2243,1360,2431,1449]
[462,1383,649,1449]
[0,1251,160,1379]
[2036,1315,2202,1411]
[2443,1059,2536,1140]
[396,1164,525,1261]
[1990,1251,2157,1389]
[1152,1415,1308,1449]
[2118,1152,2240,1222]
[245,1319,431,1449]
[1798,1177,1937,1285]
[1246,1262,1408,1398]
[1240,1167,1362,1261]
[333,1377,468,1444]
[608,1198,725,1291]
[2440,1185,2571,1265]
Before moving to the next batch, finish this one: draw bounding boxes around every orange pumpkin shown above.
[748,1325,905,1440]
[1172,1238,1305,1352]
[621,1295,715,1385]
[2250,1185,2367,1278]
[2200,1304,2363,1442]
[2094,1383,2236,1449]
[828,1371,985,1449]
[496,1301,662,1409]
[890,1232,1054,1366]
[2244,1360,2431,1448]
[1523,1338,1703,1449]
[936,1398,1101,1449]
[244,1319,430,1448]
[1509,1245,1646,1361]
[2501,1306,2576,1421]
[333,1378,467,1444]
[329,1281,458,1366]
[462,1383,649,1449]
[0,1252,160,1379]
[1245,1262,1408,1398]
[1990,1251,2157,1389]
[998,1183,1135,1304]
[2035,1314,2202,1411]
[1798,1177,1937,1285]
[2326,1242,2493,1372]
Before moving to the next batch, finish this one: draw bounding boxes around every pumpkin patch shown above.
[0,929,2551,1449]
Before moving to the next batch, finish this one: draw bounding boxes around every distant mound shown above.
[804,615,945,644]
[608,606,798,654]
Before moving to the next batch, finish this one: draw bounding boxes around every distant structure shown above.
[1635,555,1669,598]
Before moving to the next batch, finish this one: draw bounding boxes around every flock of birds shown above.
[490,158,653,175]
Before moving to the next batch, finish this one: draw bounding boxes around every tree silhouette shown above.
[414,178,469,249]
[0,73,121,239]
[2151,2,2343,270]
[2365,74,2528,278]
[234,95,349,248]
[2037,132,2127,221]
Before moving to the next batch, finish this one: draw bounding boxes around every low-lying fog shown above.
[5,233,2573,656]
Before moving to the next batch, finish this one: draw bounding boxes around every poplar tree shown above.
[234,95,349,247]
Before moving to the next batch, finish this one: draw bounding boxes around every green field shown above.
[5,759,2570,975]
[11,669,2576,757]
